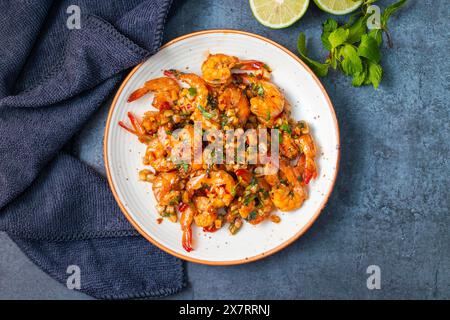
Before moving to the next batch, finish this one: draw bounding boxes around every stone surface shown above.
[0,0,449,299]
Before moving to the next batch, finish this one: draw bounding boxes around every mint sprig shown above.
[297,0,407,89]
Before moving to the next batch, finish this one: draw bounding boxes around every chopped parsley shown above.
[247,211,257,221]
[243,194,257,206]
[280,123,292,134]
[176,162,189,173]
[256,85,264,97]
[188,87,197,96]
[231,181,241,197]
[197,105,216,119]
[252,83,265,97]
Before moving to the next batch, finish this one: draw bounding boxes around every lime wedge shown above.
[313,0,362,15]
[249,0,310,29]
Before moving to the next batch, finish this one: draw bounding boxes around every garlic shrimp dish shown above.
[119,53,318,252]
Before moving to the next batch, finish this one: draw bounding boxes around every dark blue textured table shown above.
[0,0,449,299]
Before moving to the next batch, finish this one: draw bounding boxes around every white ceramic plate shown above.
[104,30,340,265]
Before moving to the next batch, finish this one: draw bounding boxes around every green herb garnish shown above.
[188,87,197,96]
[280,123,292,134]
[256,84,264,96]
[296,0,407,89]
[231,181,241,197]
[197,105,216,119]
[176,162,189,173]
[247,211,257,221]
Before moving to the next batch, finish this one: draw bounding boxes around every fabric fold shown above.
[0,0,184,299]
[9,235,185,299]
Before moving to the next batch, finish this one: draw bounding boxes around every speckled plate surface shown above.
[104,30,340,265]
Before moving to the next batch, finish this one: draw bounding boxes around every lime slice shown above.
[313,0,362,15]
[249,0,310,29]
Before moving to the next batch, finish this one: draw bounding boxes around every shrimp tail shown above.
[163,69,182,80]
[118,112,148,140]
[182,227,193,252]
[127,87,149,103]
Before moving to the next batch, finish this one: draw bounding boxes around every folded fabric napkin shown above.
[0,0,185,299]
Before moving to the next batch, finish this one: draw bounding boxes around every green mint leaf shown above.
[188,87,197,96]
[297,33,329,77]
[323,18,338,33]
[366,61,383,89]
[321,18,338,50]
[357,34,381,62]
[328,27,349,49]
[346,16,368,44]
[352,63,367,87]
[340,45,363,76]
[368,29,383,46]
[327,51,338,70]
[382,0,408,29]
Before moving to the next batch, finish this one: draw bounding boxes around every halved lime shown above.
[313,0,362,15]
[249,0,310,29]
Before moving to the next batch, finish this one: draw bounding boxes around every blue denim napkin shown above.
[0,0,185,299]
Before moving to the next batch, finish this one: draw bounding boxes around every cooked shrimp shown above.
[146,171,181,221]
[164,69,220,129]
[271,185,307,212]
[201,54,268,86]
[127,77,180,110]
[193,196,217,228]
[118,112,151,143]
[178,202,196,252]
[297,133,316,159]
[296,152,317,185]
[187,170,236,208]
[118,109,179,141]
[142,131,175,172]
[237,177,273,225]
[241,75,285,125]
[218,85,250,127]
[164,70,208,112]
[149,171,180,206]
[292,133,317,184]
[206,170,236,207]
[269,161,308,212]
